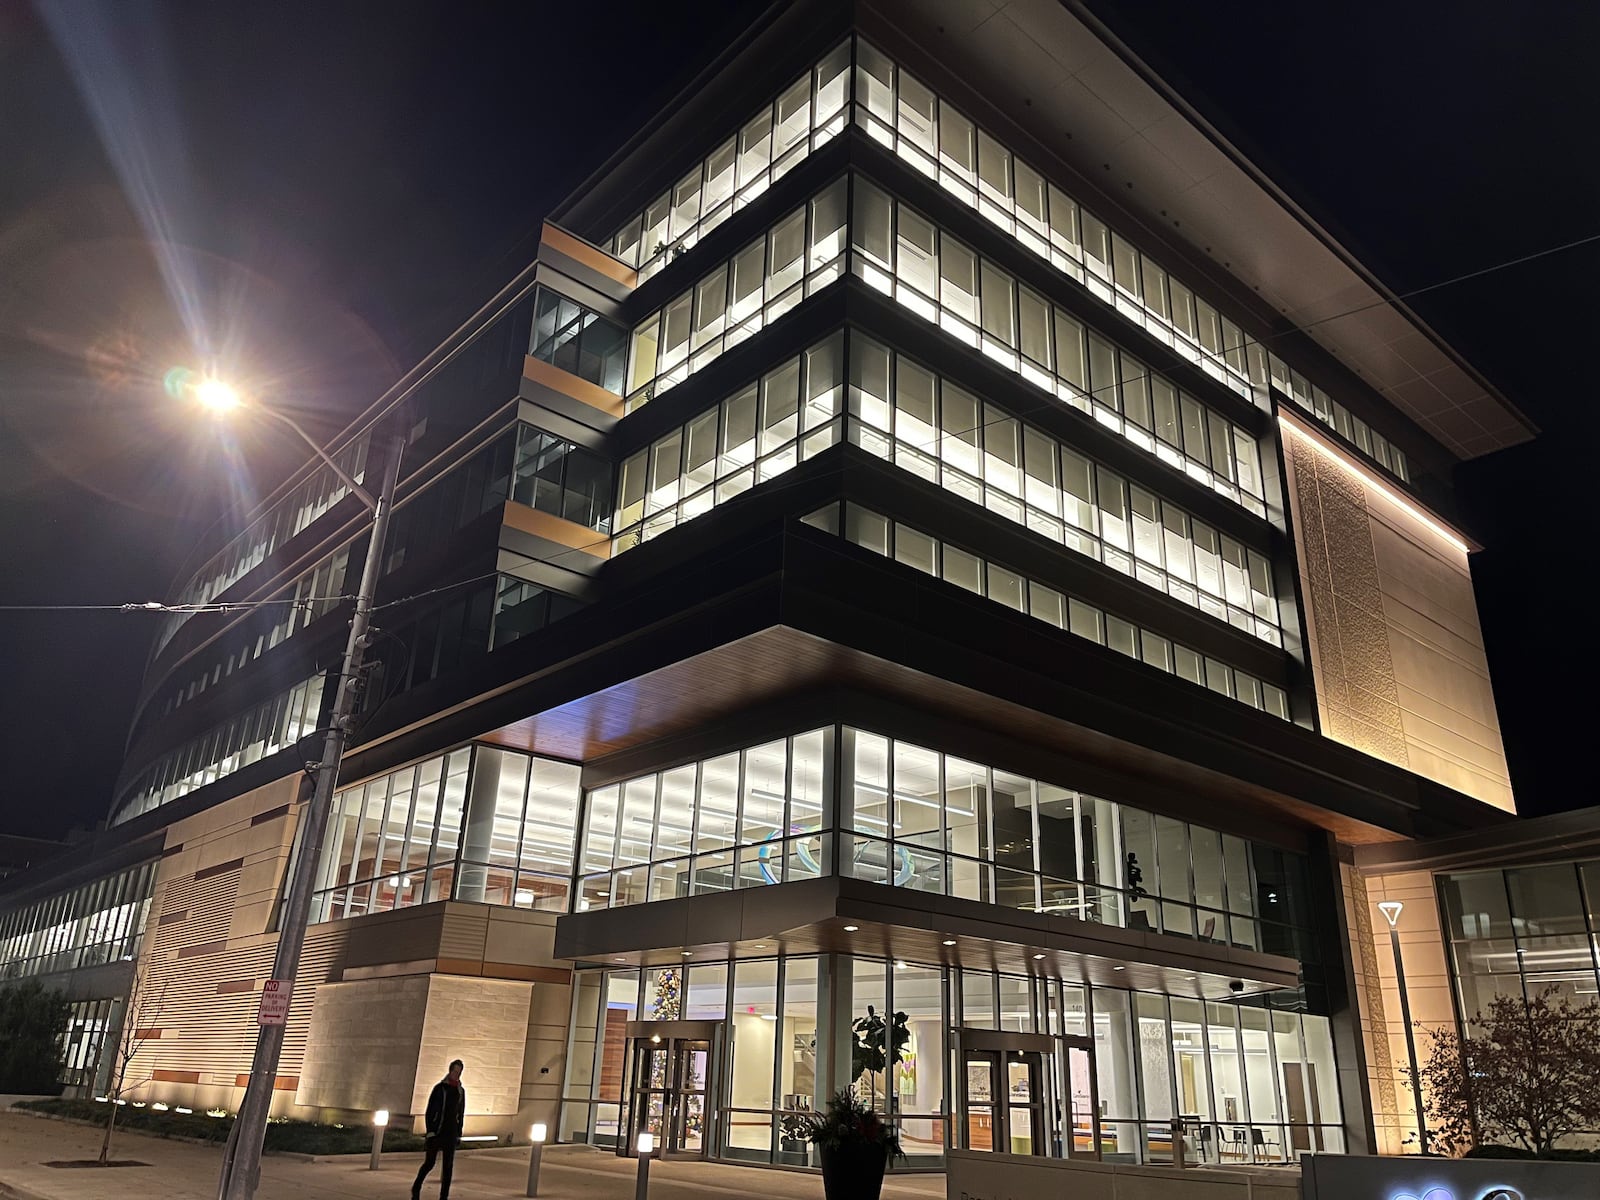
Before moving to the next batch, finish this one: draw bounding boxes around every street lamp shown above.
[192,378,404,1200]
[194,377,243,412]
[1378,899,1428,1154]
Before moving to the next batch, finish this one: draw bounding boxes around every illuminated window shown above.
[842,336,1282,645]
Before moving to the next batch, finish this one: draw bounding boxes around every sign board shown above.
[257,979,291,1026]
[943,1148,1299,1200]
[1301,1153,1600,1200]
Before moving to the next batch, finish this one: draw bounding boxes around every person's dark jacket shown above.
[424,1078,466,1144]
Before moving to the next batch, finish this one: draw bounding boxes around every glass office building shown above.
[0,0,1535,1165]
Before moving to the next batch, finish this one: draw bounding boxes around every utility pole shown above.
[215,436,403,1200]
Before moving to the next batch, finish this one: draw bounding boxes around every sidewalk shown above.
[0,1111,946,1200]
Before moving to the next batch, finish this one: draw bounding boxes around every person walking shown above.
[412,1059,466,1200]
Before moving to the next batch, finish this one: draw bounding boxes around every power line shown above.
[0,598,347,615]
[13,219,1595,621]
[1293,229,1600,337]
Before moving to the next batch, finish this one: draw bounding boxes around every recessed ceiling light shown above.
[613,958,626,963]
[1032,953,1046,960]
[1112,965,1125,971]
[942,939,957,947]
[753,944,766,949]
[843,925,859,932]
[682,951,693,957]
[895,960,908,969]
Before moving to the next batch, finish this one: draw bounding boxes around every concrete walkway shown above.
[0,1111,946,1200]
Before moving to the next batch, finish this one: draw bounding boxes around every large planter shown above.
[819,1140,890,1200]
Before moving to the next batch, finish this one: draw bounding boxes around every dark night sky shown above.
[0,2,1592,841]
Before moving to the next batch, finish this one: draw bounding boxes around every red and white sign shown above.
[257,980,291,1026]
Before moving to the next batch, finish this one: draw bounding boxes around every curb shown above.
[4,1109,436,1160]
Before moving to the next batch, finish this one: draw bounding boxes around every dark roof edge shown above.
[1063,0,1539,452]
[1354,804,1600,875]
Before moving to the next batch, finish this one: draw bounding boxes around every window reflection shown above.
[1441,863,1600,1023]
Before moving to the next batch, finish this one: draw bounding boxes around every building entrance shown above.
[621,1021,722,1159]
[954,1029,1099,1159]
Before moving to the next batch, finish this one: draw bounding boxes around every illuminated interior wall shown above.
[1281,419,1514,811]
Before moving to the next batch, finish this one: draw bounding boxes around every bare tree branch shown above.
[1412,986,1600,1156]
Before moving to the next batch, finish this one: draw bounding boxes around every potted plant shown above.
[803,1089,902,1200]
[779,1110,811,1154]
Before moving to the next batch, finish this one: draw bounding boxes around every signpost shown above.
[257,981,291,1026]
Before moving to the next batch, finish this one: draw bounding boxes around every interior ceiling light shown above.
[1032,953,1046,960]
[942,939,957,946]
[1112,965,1126,971]
[843,925,859,932]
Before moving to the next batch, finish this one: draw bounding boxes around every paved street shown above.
[0,1111,945,1200]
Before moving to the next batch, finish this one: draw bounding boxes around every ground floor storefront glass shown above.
[559,953,1343,1168]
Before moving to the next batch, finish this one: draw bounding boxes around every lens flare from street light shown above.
[194,376,242,411]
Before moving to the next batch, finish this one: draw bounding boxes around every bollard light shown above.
[525,1121,549,1197]
[369,1110,389,1171]
[634,1131,654,1200]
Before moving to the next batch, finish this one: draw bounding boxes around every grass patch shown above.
[14,1098,490,1155]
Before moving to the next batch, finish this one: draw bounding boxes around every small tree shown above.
[95,961,167,1164]
[850,1005,909,1109]
[1412,986,1600,1156]
[0,979,70,1094]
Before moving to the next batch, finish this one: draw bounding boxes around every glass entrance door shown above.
[1003,1052,1044,1155]
[669,1039,710,1155]
[622,1021,721,1160]
[956,1029,1061,1157]
[1063,1037,1100,1159]
[963,1051,1000,1151]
